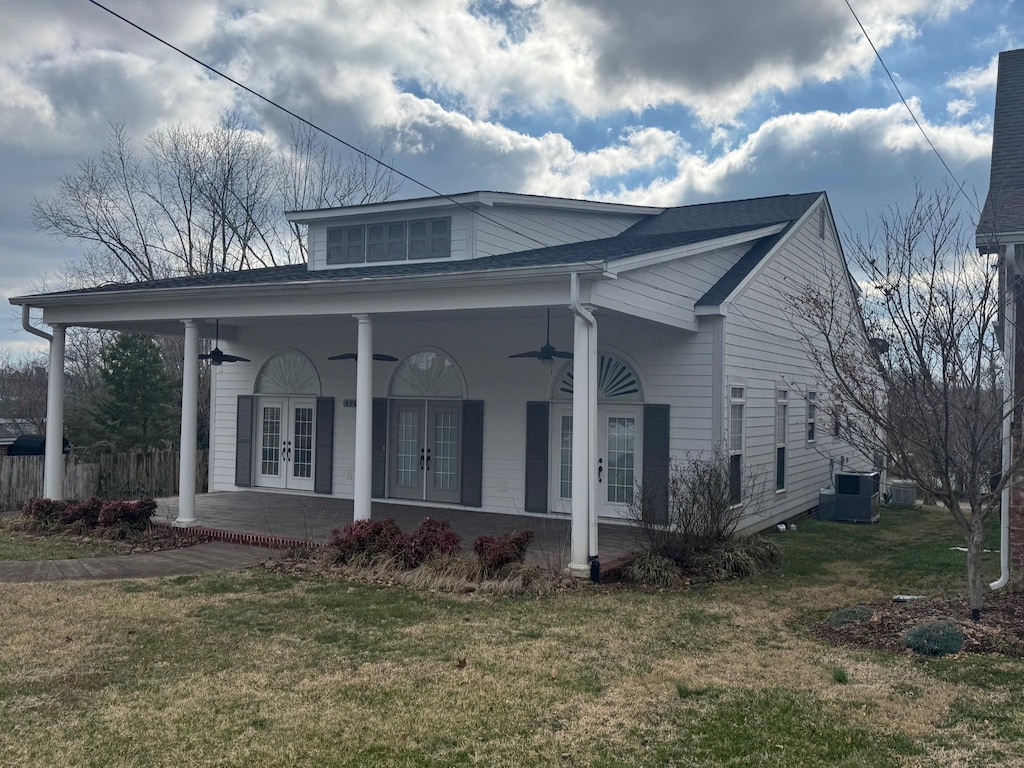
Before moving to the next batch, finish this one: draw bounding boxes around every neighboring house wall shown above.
[723,204,871,528]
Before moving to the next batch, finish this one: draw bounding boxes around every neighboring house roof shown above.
[11,191,823,309]
[978,48,1024,241]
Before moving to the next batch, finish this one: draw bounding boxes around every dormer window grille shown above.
[327,217,451,265]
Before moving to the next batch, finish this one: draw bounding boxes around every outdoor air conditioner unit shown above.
[820,472,880,523]
[889,480,918,508]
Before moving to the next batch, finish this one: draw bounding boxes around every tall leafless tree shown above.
[791,186,1018,617]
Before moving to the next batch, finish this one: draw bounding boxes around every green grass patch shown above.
[0,522,127,560]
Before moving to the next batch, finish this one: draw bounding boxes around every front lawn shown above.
[0,506,1020,767]
[0,520,129,560]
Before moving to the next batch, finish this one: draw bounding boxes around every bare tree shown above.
[792,186,1016,618]
[33,114,399,281]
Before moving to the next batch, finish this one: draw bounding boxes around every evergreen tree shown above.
[93,333,178,449]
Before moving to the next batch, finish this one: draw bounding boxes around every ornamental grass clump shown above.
[623,553,685,588]
[902,620,966,657]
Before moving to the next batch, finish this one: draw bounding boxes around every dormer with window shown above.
[286,191,660,272]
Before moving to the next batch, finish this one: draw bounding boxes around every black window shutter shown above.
[642,404,670,524]
[234,395,254,488]
[461,400,484,507]
[314,397,334,494]
[524,401,549,514]
[372,398,388,498]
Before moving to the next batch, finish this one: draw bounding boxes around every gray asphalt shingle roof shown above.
[20,191,821,308]
[979,49,1024,239]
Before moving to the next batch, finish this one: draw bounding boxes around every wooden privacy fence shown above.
[0,450,209,512]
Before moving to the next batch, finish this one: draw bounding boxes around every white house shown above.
[10,190,869,574]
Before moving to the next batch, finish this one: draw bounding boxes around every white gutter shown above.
[991,255,1015,591]
[570,273,599,569]
[21,305,52,342]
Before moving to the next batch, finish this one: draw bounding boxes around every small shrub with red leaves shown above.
[327,518,402,564]
[472,530,534,576]
[391,518,462,568]
[97,498,156,535]
[59,496,105,528]
[20,497,70,526]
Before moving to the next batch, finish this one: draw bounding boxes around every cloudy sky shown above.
[1,0,1019,355]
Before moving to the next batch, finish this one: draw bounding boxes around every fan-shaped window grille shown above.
[390,350,465,398]
[254,351,321,395]
[556,354,643,401]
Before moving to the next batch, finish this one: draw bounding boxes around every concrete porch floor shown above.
[154,492,643,567]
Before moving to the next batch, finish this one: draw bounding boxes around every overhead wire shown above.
[83,0,805,310]
[842,0,981,217]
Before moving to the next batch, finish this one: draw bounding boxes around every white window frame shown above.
[728,386,745,505]
[776,389,788,492]
[806,390,817,444]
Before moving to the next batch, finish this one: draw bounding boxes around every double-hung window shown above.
[806,390,817,443]
[776,389,788,491]
[729,387,745,505]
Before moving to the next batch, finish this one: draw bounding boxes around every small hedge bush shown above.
[828,605,874,628]
[328,519,402,563]
[472,530,533,576]
[60,496,105,528]
[96,498,156,536]
[902,620,966,657]
[20,497,70,526]
[327,518,462,568]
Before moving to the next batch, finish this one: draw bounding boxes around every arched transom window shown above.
[555,353,643,401]
[254,351,321,395]
[390,349,466,398]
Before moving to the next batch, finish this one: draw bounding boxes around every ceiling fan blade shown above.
[328,353,398,361]
[508,350,543,359]
[550,350,574,359]
[218,353,250,363]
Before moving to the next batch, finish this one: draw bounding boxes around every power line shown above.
[83,0,793,310]
[842,0,980,216]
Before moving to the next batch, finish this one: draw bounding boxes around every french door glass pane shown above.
[560,415,573,498]
[396,409,420,488]
[433,409,458,491]
[292,406,313,479]
[261,406,281,476]
[606,417,635,504]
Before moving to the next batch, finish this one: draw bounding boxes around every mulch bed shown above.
[816,590,1024,657]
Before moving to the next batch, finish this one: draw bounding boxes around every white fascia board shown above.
[976,231,1024,250]
[286,191,663,223]
[604,223,788,275]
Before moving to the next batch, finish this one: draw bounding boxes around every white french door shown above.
[547,404,642,519]
[255,397,315,491]
[387,399,462,503]
[598,407,642,518]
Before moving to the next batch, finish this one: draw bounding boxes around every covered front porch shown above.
[155,491,643,567]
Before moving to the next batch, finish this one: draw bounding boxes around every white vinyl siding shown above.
[473,209,642,256]
[722,202,872,529]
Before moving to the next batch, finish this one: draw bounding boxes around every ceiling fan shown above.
[509,308,573,363]
[327,353,399,362]
[199,320,250,366]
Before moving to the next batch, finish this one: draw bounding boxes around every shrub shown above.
[97,498,156,533]
[20,497,70,526]
[626,447,768,567]
[391,518,462,568]
[828,605,874,628]
[623,553,685,588]
[902,620,966,657]
[327,518,402,564]
[60,496,105,528]
[472,530,534,576]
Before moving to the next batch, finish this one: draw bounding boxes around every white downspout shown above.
[991,256,1014,591]
[21,305,52,342]
[570,273,599,578]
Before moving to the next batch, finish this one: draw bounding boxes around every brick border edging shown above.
[150,521,325,551]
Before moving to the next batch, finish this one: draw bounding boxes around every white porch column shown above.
[353,314,373,521]
[43,324,66,499]
[175,320,200,526]
[587,309,599,562]
[568,313,592,576]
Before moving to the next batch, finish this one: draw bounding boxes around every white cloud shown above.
[946,98,976,118]
[947,56,999,96]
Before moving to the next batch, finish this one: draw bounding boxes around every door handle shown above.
[285,441,292,461]
[598,457,603,483]
[425,448,431,471]
[420,447,425,470]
